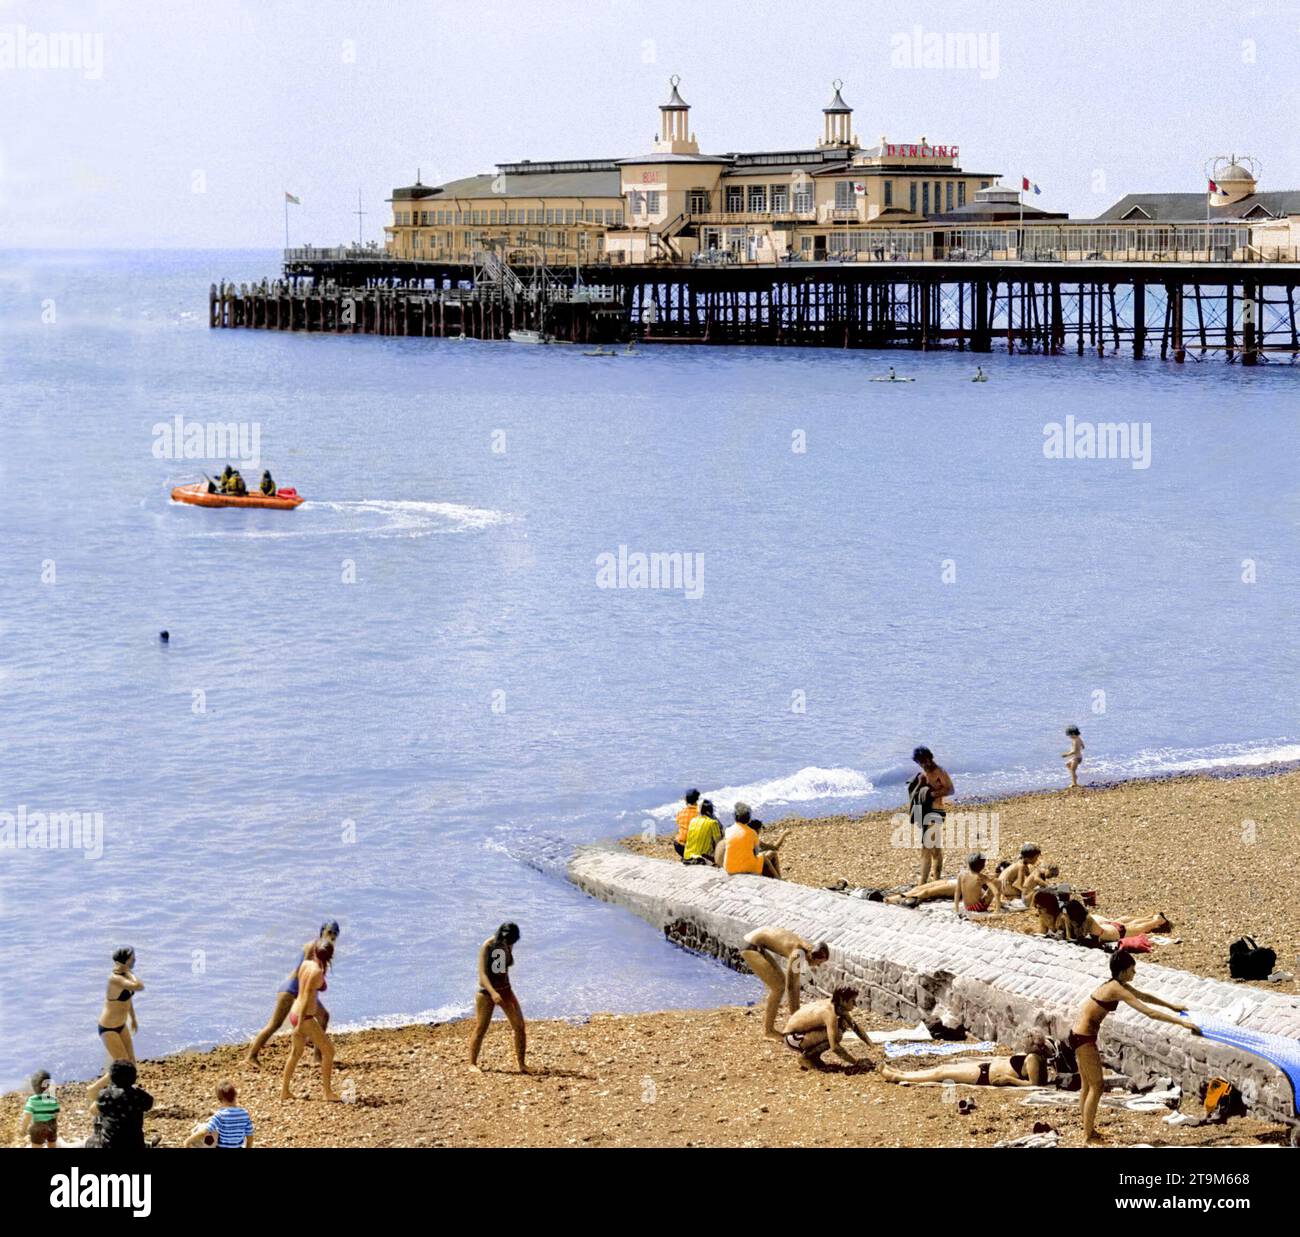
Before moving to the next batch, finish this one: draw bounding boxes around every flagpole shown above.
[284,195,289,252]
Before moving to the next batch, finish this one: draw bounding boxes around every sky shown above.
[3,0,1300,248]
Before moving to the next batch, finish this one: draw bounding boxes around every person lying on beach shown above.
[954,853,1002,917]
[882,1038,1050,1088]
[247,920,341,1067]
[909,747,954,883]
[682,798,722,865]
[740,927,830,1038]
[674,788,701,859]
[1071,949,1200,1144]
[722,803,784,878]
[781,987,873,1071]
[184,1081,254,1148]
[280,940,340,1101]
[1063,899,1171,944]
[469,922,528,1074]
[1062,726,1085,788]
[885,878,956,906]
[87,946,144,1102]
[16,1070,59,1147]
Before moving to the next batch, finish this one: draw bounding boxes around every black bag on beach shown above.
[1228,936,1276,980]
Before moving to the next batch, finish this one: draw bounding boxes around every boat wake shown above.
[168,497,515,539]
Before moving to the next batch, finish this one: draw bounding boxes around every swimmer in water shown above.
[87,947,144,1102]
[1062,726,1085,788]
[1071,950,1200,1144]
[469,922,528,1073]
[279,940,339,1102]
[739,927,831,1039]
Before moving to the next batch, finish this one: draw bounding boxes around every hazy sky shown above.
[4,0,1299,248]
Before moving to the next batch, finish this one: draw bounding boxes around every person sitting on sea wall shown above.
[184,1081,254,1148]
[780,986,873,1072]
[882,1035,1050,1088]
[682,798,722,865]
[739,926,830,1039]
[1070,950,1200,1144]
[908,746,954,884]
[280,940,339,1101]
[246,920,341,1067]
[954,853,1002,917]
[259,470,277,496]
[16,1070,60,1147]
[88,1060,154,1150]
[722,802,784,878]
[673,788,700,859]
[470,922,528,1074]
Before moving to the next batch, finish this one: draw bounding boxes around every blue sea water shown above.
[1,249,1297,1091]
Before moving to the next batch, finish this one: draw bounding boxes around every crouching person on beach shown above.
[780,986,873,1072]
[470,922,528,1074]
[185,1081,254,1148]
[740,927,830,1039]
[16,1070,59,1147]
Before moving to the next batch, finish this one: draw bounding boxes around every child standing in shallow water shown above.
[1062,726,1085,788]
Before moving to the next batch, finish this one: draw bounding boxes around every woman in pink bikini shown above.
[279,940,340,1102]
[1070,950,1200,1144]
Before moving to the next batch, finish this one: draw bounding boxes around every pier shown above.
[213,242,1300,362]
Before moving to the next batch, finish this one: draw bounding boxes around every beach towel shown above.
[884,1039,997,1060]
[864,1022,934,1045]
[1196,1016,1300,1115]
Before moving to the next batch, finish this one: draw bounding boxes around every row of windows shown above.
[394,207,624,227]
[408,229,596,251]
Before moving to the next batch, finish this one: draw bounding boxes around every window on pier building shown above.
[909,181,917,213]
[946,182,954,212]
[770,185,788,212]
[958,183,966,207]
[934,182,941,209]
[793,183,813,213]
[645,190,661,214]
[748,185,767,212]
[726,186,744,212]
[922,182,930,214]
[834,180,855,209]
[884,180,893,207]
[687,189,708,213]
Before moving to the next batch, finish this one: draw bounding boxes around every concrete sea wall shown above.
[569,844,1300,1123]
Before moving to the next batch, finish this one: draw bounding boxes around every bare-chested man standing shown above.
[909,746,954,883]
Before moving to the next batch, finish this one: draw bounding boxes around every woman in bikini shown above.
[883,1035,1050,1087]
[87,947,144,1101]
[1062,726,1085,788]
[279,940,340,1101]
[246,920,340,1066]
[739,926,830,1039]
[1071,949,1200,1144]
[1063,900,1171,944]
[469,922,528,1073]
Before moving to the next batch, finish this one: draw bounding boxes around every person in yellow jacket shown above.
[723,803,784,878]
[682,799,721,865]
[673,789,700,859]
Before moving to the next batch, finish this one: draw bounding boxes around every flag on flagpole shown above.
[1208,180,1219,194]
[285,191,300,205]
[1021,177,1041,195]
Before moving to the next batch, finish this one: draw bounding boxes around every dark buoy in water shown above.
[159,630,170,644]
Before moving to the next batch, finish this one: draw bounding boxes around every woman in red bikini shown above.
[1063,899,1172,944]
[1070,950,1200,1144]
[279,940,340,1102]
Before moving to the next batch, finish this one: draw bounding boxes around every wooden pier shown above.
[211,257,1300,363]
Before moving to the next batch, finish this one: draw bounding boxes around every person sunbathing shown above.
[883,1037,1050,1087]
[954,853,1002,916]
[885,878,956,906]
[1071,949,1200,1144]
[1064,899,1171,944]
[998,845,1043,898]
[740,926,830,1039]
[780,986,872,1071]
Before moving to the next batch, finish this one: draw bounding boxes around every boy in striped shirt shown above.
[185,1081,254,1148]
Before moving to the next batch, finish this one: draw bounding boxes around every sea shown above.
[0,248,1297,1091]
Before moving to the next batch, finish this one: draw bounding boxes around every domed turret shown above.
[655,75,698,154]
[1209,154,1259,206]
[819,80,856,148]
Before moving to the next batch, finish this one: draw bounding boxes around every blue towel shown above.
[1198,1016,1300,1113]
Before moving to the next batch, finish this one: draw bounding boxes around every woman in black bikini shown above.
[279,940,339,1102]
[882,1041,1050,1088]
[1071,950,1200,1144]
[87,947,143,1101]
[469,922,527,1074]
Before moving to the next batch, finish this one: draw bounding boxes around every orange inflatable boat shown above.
[170,482,304,510]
